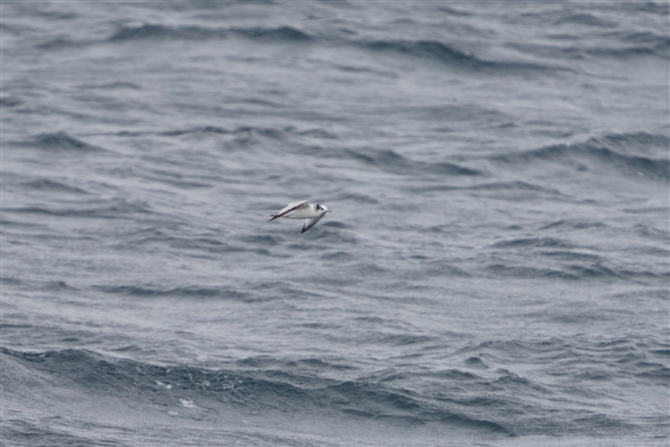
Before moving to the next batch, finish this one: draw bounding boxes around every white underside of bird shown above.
[268,200,331,233]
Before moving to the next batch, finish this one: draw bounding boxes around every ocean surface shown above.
[1,1,669,446]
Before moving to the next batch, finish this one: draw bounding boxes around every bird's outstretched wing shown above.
[269,200,310,222]
[301,213,326,234]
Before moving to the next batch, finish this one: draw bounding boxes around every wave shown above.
[540,219,607,230]
[456,337,670,385]
[361,39,571,73]
[107,23,311,43]
[602,30,670,59]
[4,199,152,219]
[335,147,481,177]
[20,178,89,195]
[551,11,618,28]
[13,131,107,153]
[411,180,566,199]
[3,330,667,441]
[35,37,86,50]
[481,261,664,282]
[41,22,570,75]
[94,284,255,301]
[491,132,670,180]
[160,125,287,141]
[491,237,574,249]
[0,94,22,107]
[159,125,334,145]
[1,347,513,436]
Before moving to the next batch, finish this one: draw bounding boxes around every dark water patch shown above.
[108,23,311,43]
[649,349,670,358]
[16,4,78,20]
[458,338,570,358]
[329,61,400,79]
[540,219,607,231]
[571,414,637,432]
[617,267,669,283]
[409,103,508,123]
[320,250,352,261]
[216,126,289,149]
[0,95,23,107]
[611,30,670,58]
[231,26,312,42]
[633,2,670,14]
[134,234,245,256]
[595,132,670,157]
[436,5,474,17]
[331,191,378,204]
[292,127,339,140]
[418,260,472,278]
[492,132,670,180]
[14,131,107,154]
[491,237,574,250]
[622,206,669,215]
[465,357,489,369]
[539,250,604,263]
[631,289,670,301]
[494,369,551,393]
[4,200,151,219]
[0,218,46,229]
[35,36,87,50]
[238,356,357,375]
[362,38,568,73]
[43,280,79,291]
[506,39,666,61]
[20,178,89,195]
[366,332,438,347]
[581,41,670,59]
[363,39,480,67]
[94,285,254,302]
[337,147,481,177]
[485,263,571,280]
[633,224,670,242]
[552,11,618,28]
[199,124,335,144]
[109,23,227,41]
[486,261,627,281]
[410,180,565,199]
[322,221,346,229]
[326,381,511,433]
[634,363,670,385]
[241,234,282,246]
[290,357,357,372]
[143,173,213,189]
[80,81,142,91]
[433,369,481,381]
[469,181,560,194]
[161,125,232,137]
[0,419,104,447]
[0,276,23,286]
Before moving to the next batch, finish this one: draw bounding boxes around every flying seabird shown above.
[269,200,331,233]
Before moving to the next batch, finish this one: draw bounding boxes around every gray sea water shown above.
[2,1,669,446]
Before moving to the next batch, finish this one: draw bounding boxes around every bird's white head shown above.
[315,204,331,213]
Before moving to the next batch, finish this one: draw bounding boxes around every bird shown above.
[268,200,331,233]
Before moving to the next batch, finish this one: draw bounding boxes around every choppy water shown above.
[2,2,669,446]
